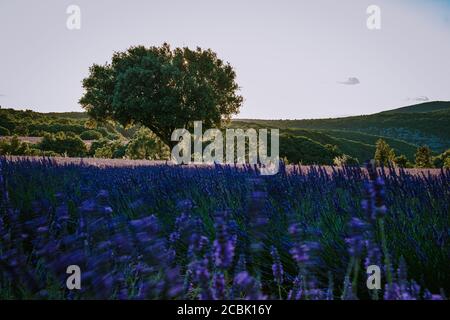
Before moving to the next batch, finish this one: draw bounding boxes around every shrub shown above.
[444,157,450,169]
[24,148,60,157]
[394,154,409,168]
[106,133,120,140]
[38,132,87,157]
[0,126,10,136]
[94,146,113,158]
[432,149,450,168]
[125,128,169,160]
[80,130,103,140]
[0,136,30,155]
[90,138,126,159]
[333,154,359,166]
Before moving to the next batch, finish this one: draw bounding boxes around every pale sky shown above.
[0,0,449,119]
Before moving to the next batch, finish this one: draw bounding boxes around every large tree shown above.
[79,43,243,149]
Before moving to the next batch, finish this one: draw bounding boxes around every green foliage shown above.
[80,130,102,140]
[91,139,126,159]
[25,148,60,157]
[320,130,417,160]
[394,154,409,168]
[125,128,169,160]
[94,145,113,158]
[79,43,243,148]
[229,122,419,164]
[0,136,30,155]
[374,139,396,166]
[1,100,449,166]
[28,123,85,135]
[0,126,10,136]
[432,149,450,168]
[333,154,359,166]
[415,145,433,168]
[241,102,450,151]
[279,135,341,165]
[89,138,109,155]
[38,132,87,157]
[0,108,124,139]
[444,157,450,169]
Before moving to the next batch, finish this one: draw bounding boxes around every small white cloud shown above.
[338,77,360,85]
[406,96,429,102]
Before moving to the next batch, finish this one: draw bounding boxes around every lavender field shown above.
[0,157,448,300]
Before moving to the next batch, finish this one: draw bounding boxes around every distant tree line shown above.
[372,138,449,169]
[1,107,449,167]
[0,128,169,160]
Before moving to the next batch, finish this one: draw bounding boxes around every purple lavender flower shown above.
[288,223,301,236]
[234,254,247,275]
[213,211,236,269]
[233,271,265,300]
[290,241,320,266]
[212,272,227,300]
[364,240,382,269]
[424,289,444,300]
[189,233,209,256]
[190,258,213,300]
[345,217,369,257]
[364,161,388,220]
[287,276,303,300]
[270,246,284,285]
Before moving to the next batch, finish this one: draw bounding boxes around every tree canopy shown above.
[79,43,243,149]
[415,145,433,168]
[374,139,395,166]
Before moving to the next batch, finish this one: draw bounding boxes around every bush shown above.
[106,133,120,140]
[80,130,103,140]
[432,149,450,168]
[29,130,47,137]
[89,138,109,156]
[28,123,85,135]
[394,154,409,168]
[38,132,87,157]
[0,126,10,136]
[125,128,169,160]
[444,157,450,169]
[333,154,359,166]
[0,136,30,155]
[92,139,126,159]
[94,146,113,158]
[25,148,60,157]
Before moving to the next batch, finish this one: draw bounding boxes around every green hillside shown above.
[318,130,419,160]
[228,122,418,162]
[237,103,450,152]
[379,101,450,114]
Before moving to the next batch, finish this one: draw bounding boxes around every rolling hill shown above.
[379,101,450,114]
[236,101,450,152]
